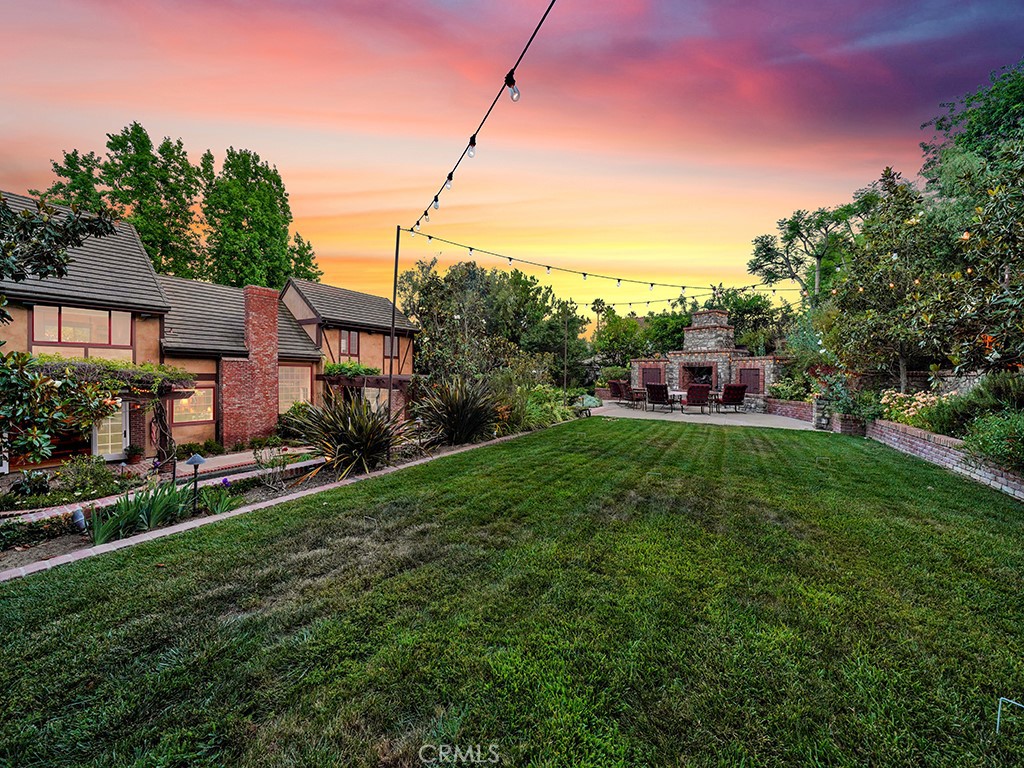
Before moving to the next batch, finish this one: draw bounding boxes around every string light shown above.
[423,211,430,223]
[406,0,557,228]
[433,196,440,210]
[400,228,802,299]
[505,70,521,102]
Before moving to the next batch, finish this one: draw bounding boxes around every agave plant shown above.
[288,391,409,479]
[414,376,500,446]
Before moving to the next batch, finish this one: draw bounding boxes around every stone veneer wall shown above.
[866,419,1024,501]
[765,398,814,422]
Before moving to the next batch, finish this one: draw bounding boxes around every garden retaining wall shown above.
[866,419,1024,502]
[765,398,813,423]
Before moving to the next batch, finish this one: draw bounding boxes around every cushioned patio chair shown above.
[645,383,675,413]
[608,379,626,404]
[622,384,646,409]
[683,383,712,414]
[719,383,748,412]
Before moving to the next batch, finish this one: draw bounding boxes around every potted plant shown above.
[125,444,145,464]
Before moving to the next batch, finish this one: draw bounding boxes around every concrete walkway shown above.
[592,403,814,431]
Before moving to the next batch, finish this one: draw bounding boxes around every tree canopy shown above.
[32,122,321,288]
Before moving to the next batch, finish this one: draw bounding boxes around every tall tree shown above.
[288,233,323,283]
[749,205,864,302]
[202,147,297,289]
[591,308,650,366]
[921,56,1024,176]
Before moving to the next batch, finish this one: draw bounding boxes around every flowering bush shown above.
[879,389,954,426]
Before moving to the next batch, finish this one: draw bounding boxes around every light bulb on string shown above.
[433,196,439,210]
[468,134,477,159]
[582,273,587,281]
[414,221,420,232]
[616,279,621,287]
[505,70,520,102]
[508,258,513,266]
[468,248,473,257]
[423,211,430,223]
[649,283,654,291]
[445,173,453,191]
[546,266,551,275]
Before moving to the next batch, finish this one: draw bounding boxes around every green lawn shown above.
[2,418,1023,766]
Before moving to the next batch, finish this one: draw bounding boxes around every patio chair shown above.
[682,384,712,414]
[622,384,646,409]
[645,383,674,413]
[719,383,748,412]
[608,379,625,404]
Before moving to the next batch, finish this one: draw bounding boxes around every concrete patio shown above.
[591,402,815,431]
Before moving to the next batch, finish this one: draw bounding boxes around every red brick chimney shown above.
[220,286,280,448]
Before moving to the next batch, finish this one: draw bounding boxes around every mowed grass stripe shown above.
[0,419,1022,766]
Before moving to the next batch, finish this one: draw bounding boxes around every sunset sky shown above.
[3,0,1023,316]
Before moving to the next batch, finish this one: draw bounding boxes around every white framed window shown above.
[279,365,312,413]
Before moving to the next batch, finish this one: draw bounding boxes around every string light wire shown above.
[412,0,558,231]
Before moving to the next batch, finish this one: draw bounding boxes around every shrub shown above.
[767,376,812,402]
[0,514,79,552]
[290,393,408,478]
[55,455,119,497]
[175,442,205,461]
[323,361,381,377]
[911,372,1024,437]
[201,439,225,456]
[524,385,576,428]
[963,411,1024,473]
[199,485,240,515]
[278,400,311,439]
[10,470,51,497]
[414,377,499,446]
[597,366,630,386]
[91,482,188,545]
[879,390,948,426]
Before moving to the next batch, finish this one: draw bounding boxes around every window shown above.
[32,305,133,350]
[279,366,312,413]
[173,387,215,424]
[338,330,359,356]
[384,335,399,358]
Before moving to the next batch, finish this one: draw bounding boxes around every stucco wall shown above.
[1,302,31,352]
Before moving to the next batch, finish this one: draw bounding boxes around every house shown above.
[0,191,416,471]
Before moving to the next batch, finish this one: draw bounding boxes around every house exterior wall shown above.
[280,283,319,344]
[3,302,31,352]
[161,356,218,450]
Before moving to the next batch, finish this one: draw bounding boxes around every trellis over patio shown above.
[628,309,785,412]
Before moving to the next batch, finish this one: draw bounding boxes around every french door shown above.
[93,402,128,460]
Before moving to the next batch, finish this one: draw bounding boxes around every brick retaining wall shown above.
[866,419,1024,502]
[765,398,813,423]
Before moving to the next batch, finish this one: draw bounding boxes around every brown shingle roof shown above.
[288,278,417,333]
[0,191,171,314]
[157,275,321,361]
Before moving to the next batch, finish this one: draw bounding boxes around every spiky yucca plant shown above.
[414,376,500,446]
[288,392,408,479]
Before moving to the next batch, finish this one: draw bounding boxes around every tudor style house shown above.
[0,191,416,472]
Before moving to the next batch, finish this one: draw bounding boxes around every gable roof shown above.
[157,275,322,361]
[0,191,171,314]
[287,278,417,334]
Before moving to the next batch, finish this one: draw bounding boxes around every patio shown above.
[591,401,815,431]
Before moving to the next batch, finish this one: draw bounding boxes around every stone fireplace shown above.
[630,309,782,410]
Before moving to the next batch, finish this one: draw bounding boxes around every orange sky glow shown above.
[3,0,1022,317]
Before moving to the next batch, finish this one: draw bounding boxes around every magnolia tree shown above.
[0,194,120,463]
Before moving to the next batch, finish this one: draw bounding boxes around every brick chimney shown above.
[220,286,280,448]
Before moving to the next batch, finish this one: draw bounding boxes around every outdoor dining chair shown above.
[719,383,748,412]
[683,384,712,414]
[645,383,675,413]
